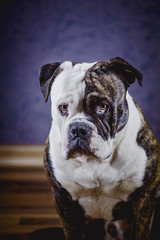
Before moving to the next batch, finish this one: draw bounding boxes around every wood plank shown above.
[0,208,58,215]
[0,157,43,167]
[0,180,51,193]
[0,193,55,208]
[0,213,61,234]
[0,145,44,157]
[0,145,44,167]
[0,167,47,181]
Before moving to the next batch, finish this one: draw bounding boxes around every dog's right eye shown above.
[59,104,68,115]
[96,103,108,114]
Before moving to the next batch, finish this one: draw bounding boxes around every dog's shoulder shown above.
[132,99,160,190]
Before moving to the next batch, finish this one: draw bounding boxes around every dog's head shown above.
[39,57,143,163]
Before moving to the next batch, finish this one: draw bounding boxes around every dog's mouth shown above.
[68,147,90,158]
[66,137,112,162]
[66,139,92,160]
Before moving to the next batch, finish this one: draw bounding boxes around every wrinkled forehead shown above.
[84,62,127,103]
[50,60,126,107]
[50,61,96,103]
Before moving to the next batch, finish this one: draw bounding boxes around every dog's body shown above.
[39,57,160,239]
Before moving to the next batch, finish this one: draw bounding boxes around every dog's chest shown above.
[54,156,146,220]
[75,184,127,220]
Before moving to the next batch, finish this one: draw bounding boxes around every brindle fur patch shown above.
[135,100,160,189]
[84,61,129,139]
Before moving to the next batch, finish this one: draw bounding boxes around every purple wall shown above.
[0,0,160,144]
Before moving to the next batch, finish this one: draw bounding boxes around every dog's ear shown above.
[106,57,143,87]
[39,62,61,102]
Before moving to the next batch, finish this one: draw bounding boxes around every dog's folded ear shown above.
[106,57,143,88]
[39,62,61,102]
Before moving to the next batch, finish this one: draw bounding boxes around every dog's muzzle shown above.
[67,122,92,159]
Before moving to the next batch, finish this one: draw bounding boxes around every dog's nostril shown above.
[78,127,87,137]
[71,128,77,137]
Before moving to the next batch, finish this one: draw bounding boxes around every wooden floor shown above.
[0,145,62,239]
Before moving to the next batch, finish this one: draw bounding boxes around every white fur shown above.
[49,62,147,220]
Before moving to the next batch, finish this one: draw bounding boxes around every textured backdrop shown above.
[0,0,160,144]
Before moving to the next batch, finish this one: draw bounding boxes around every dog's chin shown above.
[67,147,91,161]
[66,147,112,163]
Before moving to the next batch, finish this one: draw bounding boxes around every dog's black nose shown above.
[70,122,90,140]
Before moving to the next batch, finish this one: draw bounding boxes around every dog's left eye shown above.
[59,104,68,114]
[97,104,108,113]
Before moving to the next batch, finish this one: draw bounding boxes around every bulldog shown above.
[39,57,160,240]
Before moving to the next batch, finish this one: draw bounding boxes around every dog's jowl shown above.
[39,57,160,240]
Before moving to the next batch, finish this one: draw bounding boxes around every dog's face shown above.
[39,57,143,163]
